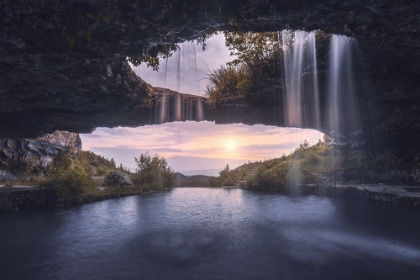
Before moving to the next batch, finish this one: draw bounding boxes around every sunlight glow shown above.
[227,141,236,150]
[81,121,324,173]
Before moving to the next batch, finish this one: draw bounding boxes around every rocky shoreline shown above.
[301,185,420,208]
[245,184,420,209]
[0,187,168,213]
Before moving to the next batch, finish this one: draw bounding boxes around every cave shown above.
[1,1,420,170]
[3,2,420,278]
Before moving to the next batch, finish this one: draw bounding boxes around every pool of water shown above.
[1,188,420,280]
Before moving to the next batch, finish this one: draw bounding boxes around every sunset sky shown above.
[81,34,323,175]
[81,122,323,175]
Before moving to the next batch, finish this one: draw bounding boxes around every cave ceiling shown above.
[1,0,420,153]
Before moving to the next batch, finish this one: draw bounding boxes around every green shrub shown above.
[131,152,175,190]
[42,153,96,198]
[209,164,242,186]
[209,176,221,186]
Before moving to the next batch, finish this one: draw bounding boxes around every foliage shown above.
[218,164,240,185]
[42,153,96,198]
[205,31,282,107]
[242,139,385,192]
[246,161,289,192]
[209,162,257,186]
[131,152,176,190]
[210,139,381,192]
[205,65,252,106]
[77,151,118,177]
[225,31,281,67]
[79,151,115,169]
[127,44,179,71]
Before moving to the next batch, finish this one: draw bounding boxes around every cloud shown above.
[81,122,323,173]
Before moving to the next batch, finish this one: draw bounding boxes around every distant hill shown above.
[175,172,213,187]
[179,169,222,176]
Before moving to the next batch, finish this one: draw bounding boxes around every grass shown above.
[210,139,382,192]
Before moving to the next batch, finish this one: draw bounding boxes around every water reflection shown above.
[1,189,419,280]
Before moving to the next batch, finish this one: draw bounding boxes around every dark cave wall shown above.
[1,0,420,156]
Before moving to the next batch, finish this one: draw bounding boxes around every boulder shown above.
[104,172,133,188]
[0,131,81,168]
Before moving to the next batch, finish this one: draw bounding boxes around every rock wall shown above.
[0,131,81,168]
[1,1,420,157]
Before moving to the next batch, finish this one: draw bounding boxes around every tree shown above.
[218,163,239,186]
[300,140,310,150]
[205,31,283,107]
[225,31,281,68]
[132,152,175,190]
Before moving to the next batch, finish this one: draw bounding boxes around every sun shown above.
[227,141,235,150]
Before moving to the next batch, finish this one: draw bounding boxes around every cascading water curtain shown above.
[281,29,320,194]
[327,35,356,140]
[281,30,320,129]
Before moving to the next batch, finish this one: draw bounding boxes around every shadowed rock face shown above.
[0,131,81,168]
[1,1,420,153]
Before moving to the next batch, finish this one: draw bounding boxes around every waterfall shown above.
[280,30,360,190]
[159,94,167,123]
[148,41,206,124]
[281,30,320,128]
[196,98,204,121]
[282,30,302,127]
[327,35,356,139]
[175,93,182,121]
[307,32,321,129]
[176,49,181,91]
[165,49,169,87]
[326,34,357,185]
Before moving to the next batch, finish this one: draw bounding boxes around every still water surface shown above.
[1,188,420,280]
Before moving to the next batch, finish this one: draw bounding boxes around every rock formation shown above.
[1,0,420,155]
[0,131,81,168]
